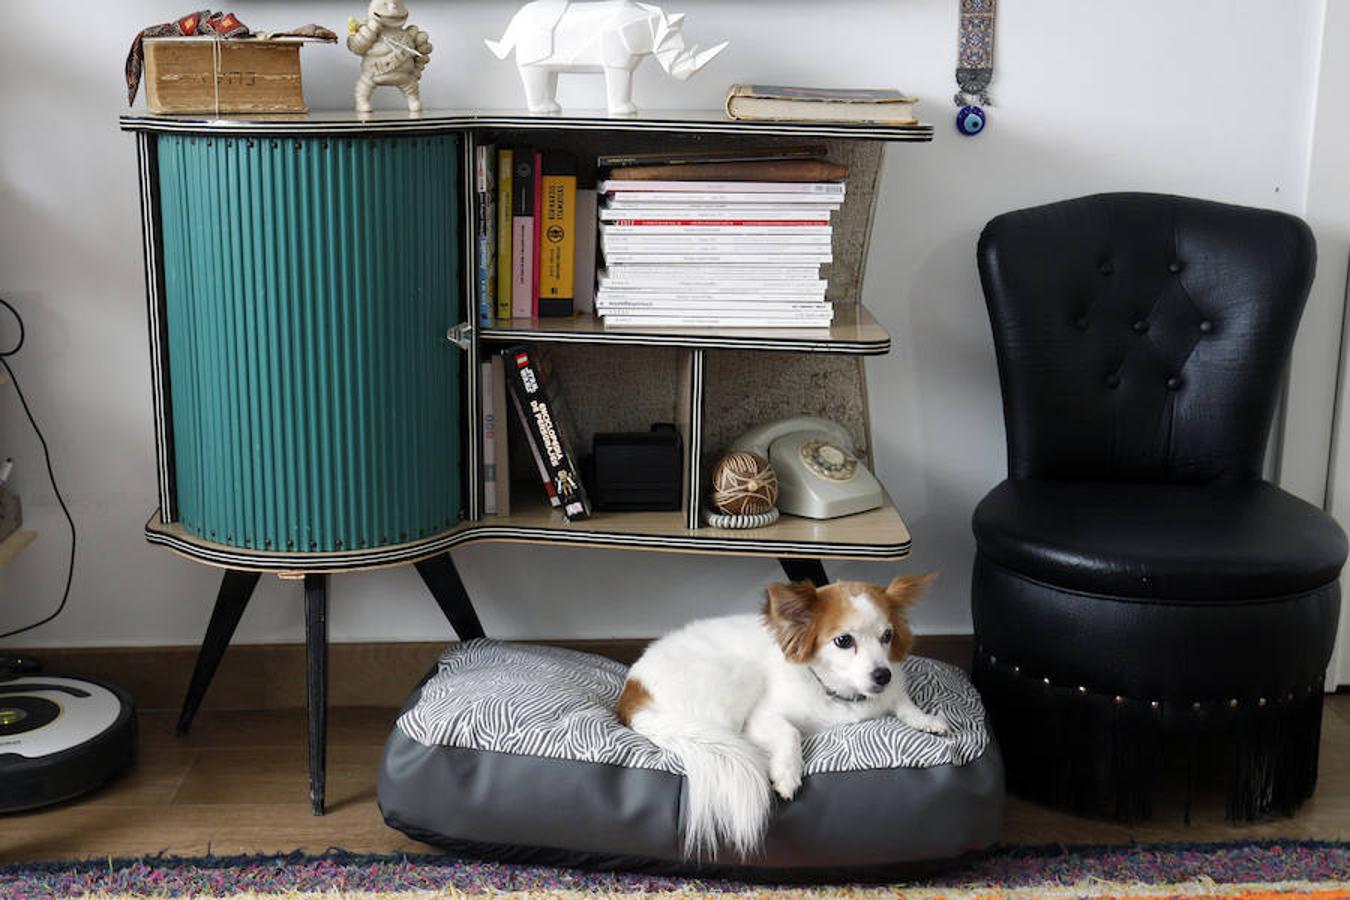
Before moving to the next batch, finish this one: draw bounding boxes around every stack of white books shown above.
[595,179,842,328]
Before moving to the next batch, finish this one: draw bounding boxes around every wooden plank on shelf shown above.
[120,109,935,142]
[479,303,890,354]
[144,486,911,571]
[0,530,36,568]
[468,491,911,560]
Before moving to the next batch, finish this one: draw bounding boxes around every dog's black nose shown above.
[871,667,892,686]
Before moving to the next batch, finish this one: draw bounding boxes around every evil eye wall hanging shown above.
[956,105,986,136]
[954,0,996,136]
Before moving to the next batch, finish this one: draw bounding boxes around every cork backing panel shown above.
[702,351,869,491]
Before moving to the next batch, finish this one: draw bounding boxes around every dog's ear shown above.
[764,581,820,663]
[883,572,937,609]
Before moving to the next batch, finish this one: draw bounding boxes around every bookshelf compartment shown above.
[468,126,889,322]
[481,342,694,524]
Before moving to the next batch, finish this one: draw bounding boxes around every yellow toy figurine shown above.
[347,0,433,113]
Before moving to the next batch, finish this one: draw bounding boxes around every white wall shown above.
[0,1,1332,648]
[1303,2,1350,687]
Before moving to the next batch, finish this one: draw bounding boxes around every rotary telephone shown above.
[731,416,883,519]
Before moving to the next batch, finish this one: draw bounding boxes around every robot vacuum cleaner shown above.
[0,661,136,812]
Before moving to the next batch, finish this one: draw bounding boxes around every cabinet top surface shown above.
[120,108,934,141]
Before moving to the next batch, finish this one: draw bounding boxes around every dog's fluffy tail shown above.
[629,709,771,859]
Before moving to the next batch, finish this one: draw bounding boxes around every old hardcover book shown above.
[143,38,308,114]
[725,84,918,125]
[605,159,849,182]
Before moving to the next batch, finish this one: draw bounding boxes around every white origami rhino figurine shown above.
[485,0,728,116]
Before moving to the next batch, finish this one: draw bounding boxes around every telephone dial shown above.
[731,416,883,519]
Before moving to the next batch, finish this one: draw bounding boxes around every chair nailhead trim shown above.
[981,653,1317,715]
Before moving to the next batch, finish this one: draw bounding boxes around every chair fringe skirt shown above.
[972,653,1326,822]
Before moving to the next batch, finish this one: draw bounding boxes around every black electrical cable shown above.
[0,296,77,640]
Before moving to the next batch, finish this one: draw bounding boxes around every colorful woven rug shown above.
[0,841,1345,898]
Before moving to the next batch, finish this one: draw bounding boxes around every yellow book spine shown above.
[540,173,576,302]
[495,149,514,320]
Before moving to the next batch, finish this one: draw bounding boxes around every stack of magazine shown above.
[595,178,842,329]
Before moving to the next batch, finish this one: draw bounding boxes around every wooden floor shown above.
[2,697,1347,864]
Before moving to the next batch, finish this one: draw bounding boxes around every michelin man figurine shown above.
[347,0,433,113]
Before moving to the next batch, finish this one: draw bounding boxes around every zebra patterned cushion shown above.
[397,639,988,775]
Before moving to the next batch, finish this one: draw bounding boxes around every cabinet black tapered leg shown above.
[779,557,829,587]
[304,573,328,816]
[415,553,487,641]
[177,569,261,735]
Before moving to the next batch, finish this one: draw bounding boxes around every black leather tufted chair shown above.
[972,193,1347,821]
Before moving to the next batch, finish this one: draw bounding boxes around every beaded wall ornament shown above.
[954,0,996,136]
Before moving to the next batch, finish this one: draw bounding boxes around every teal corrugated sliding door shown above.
[157,133,461,553]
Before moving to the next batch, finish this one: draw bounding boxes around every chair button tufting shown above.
[1166,376,1182,390]
[1132,319,1149,334]
[1099,261,1114,275]
[1105,373,1121,389]
[1168,260,1185,273]
[1199,320,1214,334]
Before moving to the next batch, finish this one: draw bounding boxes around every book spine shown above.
[484,145,497,325]
[598,282,827,296]
[509,387,560,508]
[501,345,591,520]
[600,224,833,235]
[511,150,535,319]
[600,214,831,224]
[604,194,842,206]
[601,233,833,247]
[601,252,832,265]
[603,202,838,215]
[604,160,850,182]
[600,180,845,196]
[601,265,822,281]
[573,188,598,314]
[596,294,829,307]
[480,360,497,515]
[599,314,833,328]
[596,301,831,312]
[539,155,577,317]
[596,146,825,168]
[490,353,510,516]
[496,148,514,320]
[531,150,543,317]
[475,146,492,327]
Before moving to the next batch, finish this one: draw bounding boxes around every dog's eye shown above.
[833,634,854,649]
[880,629,893,644]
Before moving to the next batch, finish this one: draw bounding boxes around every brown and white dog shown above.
[616,574,946,858]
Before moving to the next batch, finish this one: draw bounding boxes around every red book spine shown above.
[531,150,543,317]
[607,219,829,227]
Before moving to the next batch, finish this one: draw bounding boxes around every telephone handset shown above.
[731,416,884,519]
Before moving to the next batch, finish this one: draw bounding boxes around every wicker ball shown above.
[711,451,779,515]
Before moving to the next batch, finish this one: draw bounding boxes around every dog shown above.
[615,573,947,858]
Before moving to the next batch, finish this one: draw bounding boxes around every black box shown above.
[589,425,683,511]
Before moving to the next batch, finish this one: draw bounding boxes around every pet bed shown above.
[378,639,1003,879]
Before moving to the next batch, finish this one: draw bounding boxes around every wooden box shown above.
[144,38,307,114]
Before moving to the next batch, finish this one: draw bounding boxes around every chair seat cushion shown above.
[973,479,1346,601]
[378,640,1003,878]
